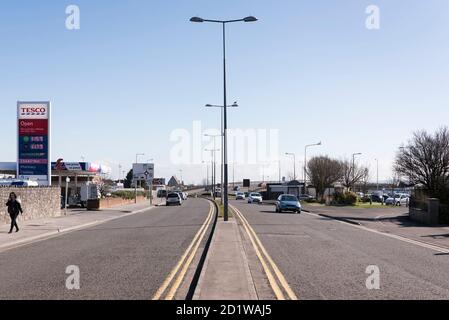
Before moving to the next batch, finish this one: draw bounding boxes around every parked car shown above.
[385,194,409,206]
[370,194,383,203]
[298,194,314,201]
[235,192,246,200]
[166,192,182,206]
[248,192,263,204]
[244,192,250,198]
[275,194,301,213]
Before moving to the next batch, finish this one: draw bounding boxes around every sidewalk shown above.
[194,217,258,300]
[303,203,449,250]
[0,201,154,252]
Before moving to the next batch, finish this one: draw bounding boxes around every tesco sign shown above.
[18,103,49,119]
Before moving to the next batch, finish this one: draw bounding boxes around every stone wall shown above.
[98,196,147,210]
[1,187,61,225]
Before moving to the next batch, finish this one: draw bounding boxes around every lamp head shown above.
[190,17,204,23]
[243,16,258,22]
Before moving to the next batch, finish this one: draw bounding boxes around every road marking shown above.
[152,201,214,300]
[303,212,449,254]
[231,205,298,300]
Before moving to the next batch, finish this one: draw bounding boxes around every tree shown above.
[124,169,133,188]
[98,179,115,197]
[394,127,449,199]
[308,156,344,200]
[341,159,369,191]
[360,167,371,193]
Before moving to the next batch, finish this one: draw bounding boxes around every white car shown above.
[385,194,409,206]
[166,192,182,206]
[248,192,263,204]
[235,192,246,200]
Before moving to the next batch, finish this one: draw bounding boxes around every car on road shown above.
[166,192,182,206]
[275,194,301,213]
[235,192,246,200]
[385,193,409,206]
[247,192,263,204]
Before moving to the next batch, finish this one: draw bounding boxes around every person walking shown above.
[5,192,23,234]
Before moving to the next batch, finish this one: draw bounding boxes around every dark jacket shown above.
[6,200,23,216]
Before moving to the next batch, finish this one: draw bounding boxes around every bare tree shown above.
[341,159,369,191]
[360,167,371,194]
[394,127,449,198]
[308,156,344,200]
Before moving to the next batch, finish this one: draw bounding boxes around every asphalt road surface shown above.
[231,200,449,300]
[0,198,211,300]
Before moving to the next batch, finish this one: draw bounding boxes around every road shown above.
[0,198,212,300]
[231,200,449,300]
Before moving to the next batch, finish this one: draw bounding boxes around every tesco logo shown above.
[18,103,49,119]
[21,107,46,113]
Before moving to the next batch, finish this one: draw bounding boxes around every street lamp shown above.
[205,148,220,199]
[304,142,322,190]
[205,133,223,203]
[191,16,257,222]
[135,153,145,203]
[202,160,209,191]
[285,153,296,180]
[352,153,362,191]
[375,158,379,191]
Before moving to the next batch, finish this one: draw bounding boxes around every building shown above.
[266,180,305,200]
[167,176,182,189]
[0,161,111,197]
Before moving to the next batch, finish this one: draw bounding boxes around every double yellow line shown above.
[231,205,298,300]
[152,201,215,300]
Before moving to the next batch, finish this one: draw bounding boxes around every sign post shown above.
[17,102,51,186]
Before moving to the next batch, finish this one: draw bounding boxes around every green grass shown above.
[214,200,234,218]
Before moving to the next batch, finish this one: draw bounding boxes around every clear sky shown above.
[1,1,449,184]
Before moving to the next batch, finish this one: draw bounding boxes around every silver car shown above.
[166,192,182,206]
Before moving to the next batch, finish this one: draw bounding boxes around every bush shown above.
[333,191,357,206]
[112,190,145,200]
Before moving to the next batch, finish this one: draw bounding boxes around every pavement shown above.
[0,198,212,299]
[230,200,449,300]
[193,217,258,300]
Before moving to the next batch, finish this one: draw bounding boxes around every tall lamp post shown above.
[375,158,379,191]
[202,160,209,191]
[135,153,145,203]
[285,153,296,181]
[352,153,362,191]
[191,15,257,222]
[205,148,220,199]
[205,133,223,203]
[304,142,322,191]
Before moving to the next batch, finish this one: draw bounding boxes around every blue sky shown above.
[1,1,449,184]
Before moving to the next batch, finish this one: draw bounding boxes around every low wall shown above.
[98,196,147,210]
[409,198,439,225]
[1,187,61,225]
